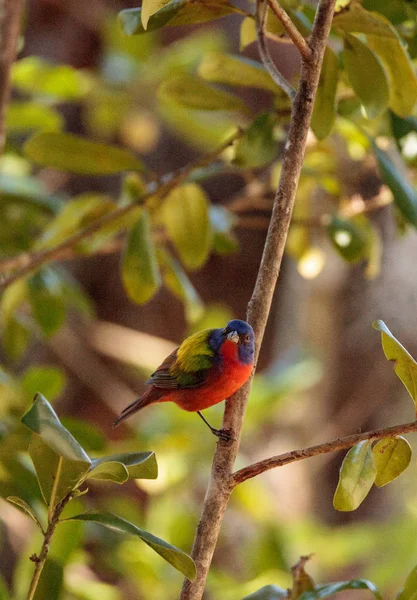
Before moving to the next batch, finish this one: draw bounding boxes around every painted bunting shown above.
[114,319,255,440]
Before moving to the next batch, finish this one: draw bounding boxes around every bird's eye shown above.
[223,327,229,335]
[243,334,251,343]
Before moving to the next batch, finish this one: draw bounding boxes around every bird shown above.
[114,319,255,441]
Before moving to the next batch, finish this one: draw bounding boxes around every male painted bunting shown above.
[114,319,255,440]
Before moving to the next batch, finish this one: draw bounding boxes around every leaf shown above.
[372,141,417,227]
[2,315,30,361]
[198,52,280,94]
[29,436,90,507]
[21,366,66,402]
[90,451,158,479]
[21,392,91,463]
[333,441,376,511]
[24,132,143,175]
[6,496,44,531]
[209,205,239,256]
[233,113,276,167]
[158,248,205,323]
[158,74,248,113]
[242,586,288,600]
[121,209,161,304]
[367,31,417,117]
[373,436,412,487]
[311,47,338,139]
[373,320,417,408]
[67,512,196,580]
[85,461,129,484]
[333,4,397,37]
[0,279,28,327]
[6,101,64,133]
[343,34,389,119]
[141,0,171,29]
[327,216,369,263]
[162,183,212,270]
[119,1,239,35]
[28,269,66,337]
[240,10,284,51]
[298,579,382,600]
[398,566,417,600]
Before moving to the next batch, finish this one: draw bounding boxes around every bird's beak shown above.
[226,330,239,344]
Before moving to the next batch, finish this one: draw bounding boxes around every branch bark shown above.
[179,1,336,599]
[232,420,417,486]
[0,0,23,154]
[267,0,311,60]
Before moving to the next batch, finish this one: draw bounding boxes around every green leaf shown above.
[333,4,397,37]
[298,579,382,600]
[367,31,417,117]
[373,320,417,408]
[158,74,248,112]
[162,183,212,270]
[0,574,9,600]
[28,269,66,337]
[198,52,280,94]
[398,566,417,600]
[141,0,172,29]
[21,366,66,402]
[373,436,412,487]
[6,496,44,531]
[372,141,417,227]
[2,315,30,361]
[311,47,338,139]
[343,34,389,119]
[158,248,205,323]
[233,113,276,167]
[242,586,288,600]
[0,279,28,327]
[6,101,64,133]
[121,209,161,304]
[327,216,369,262]
[90,451,158,479]
[24,132,143,175]
[119,1,239,35]
[29,436,90,507]
[85,461,129,484]
[333,441,376,511]
[67,512,196,580]
[390,111,417,143]
[209,205,239,256]
[21,392,91,463]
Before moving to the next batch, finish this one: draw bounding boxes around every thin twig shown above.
[179,1,336,598]
[0,129,242,291]
[232,420,417,486]
[0,0,23,154]
[256,0,296,101]
[267,0,311,60]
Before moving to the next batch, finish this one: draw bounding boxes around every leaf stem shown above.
[48,455,63,523]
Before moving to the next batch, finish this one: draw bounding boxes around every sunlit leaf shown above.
[85,461,129,484]
[398,566,417,600]
[333,441,376,511]
[2,315,30,361]
[6,101,64,133]
[24,132,143,175]
[372,141,417,227]
[327,216,369,262]
[67,512,196,579]
[141,0,172,29]
[162,183,212,270]
[373,436,412,487]
[333,3,396,37]
[0,279,28,327]
[373,320,417,409]
[21,366,66,402]
[198,52,280,94]
[298,579,382,600]
[240,9,284,51]
[242,586,288,600]
[6,496,44,531]
[119,1,239,35]
[233,113,276,167]
[90,451,158,479]
[311,47,338,139]
[21,392,91,463]
[28,269,66,337]
[158,74,248,112]
[343,34,389,119]
[121,209,161,304]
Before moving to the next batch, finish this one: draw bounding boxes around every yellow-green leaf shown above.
[7,101,64,133]
[398,566,417,600]
[343,33,389,119]
[158,74,248,112]
[6,496,44,531]
[198,52,280,94]
[85,461,129,484]
[373,320,417,409]
[367,31,417,117]
[121,209,161,304]
[333,441,376,511]
[24,132,143,175]
[28,269,66,337]
[373,436,412,487]
[141,0,171,29]
[162,183,212,270]
[233,113,276,167]
[311,47,339,139]
[333,4,396,37]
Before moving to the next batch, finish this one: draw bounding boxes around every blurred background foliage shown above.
[2,0,417,598]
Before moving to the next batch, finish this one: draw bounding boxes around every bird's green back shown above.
[170,328,215,386]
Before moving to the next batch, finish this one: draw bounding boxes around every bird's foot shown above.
[211,427,235,443]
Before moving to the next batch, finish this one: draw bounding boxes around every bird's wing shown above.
[146,329,216,390]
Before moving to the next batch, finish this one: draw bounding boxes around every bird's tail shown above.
[113,387,163,428]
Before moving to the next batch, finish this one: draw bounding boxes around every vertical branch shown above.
[0,0,23,154]
[179,1,336,599]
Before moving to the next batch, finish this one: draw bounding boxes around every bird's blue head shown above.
[209,319,255,365]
